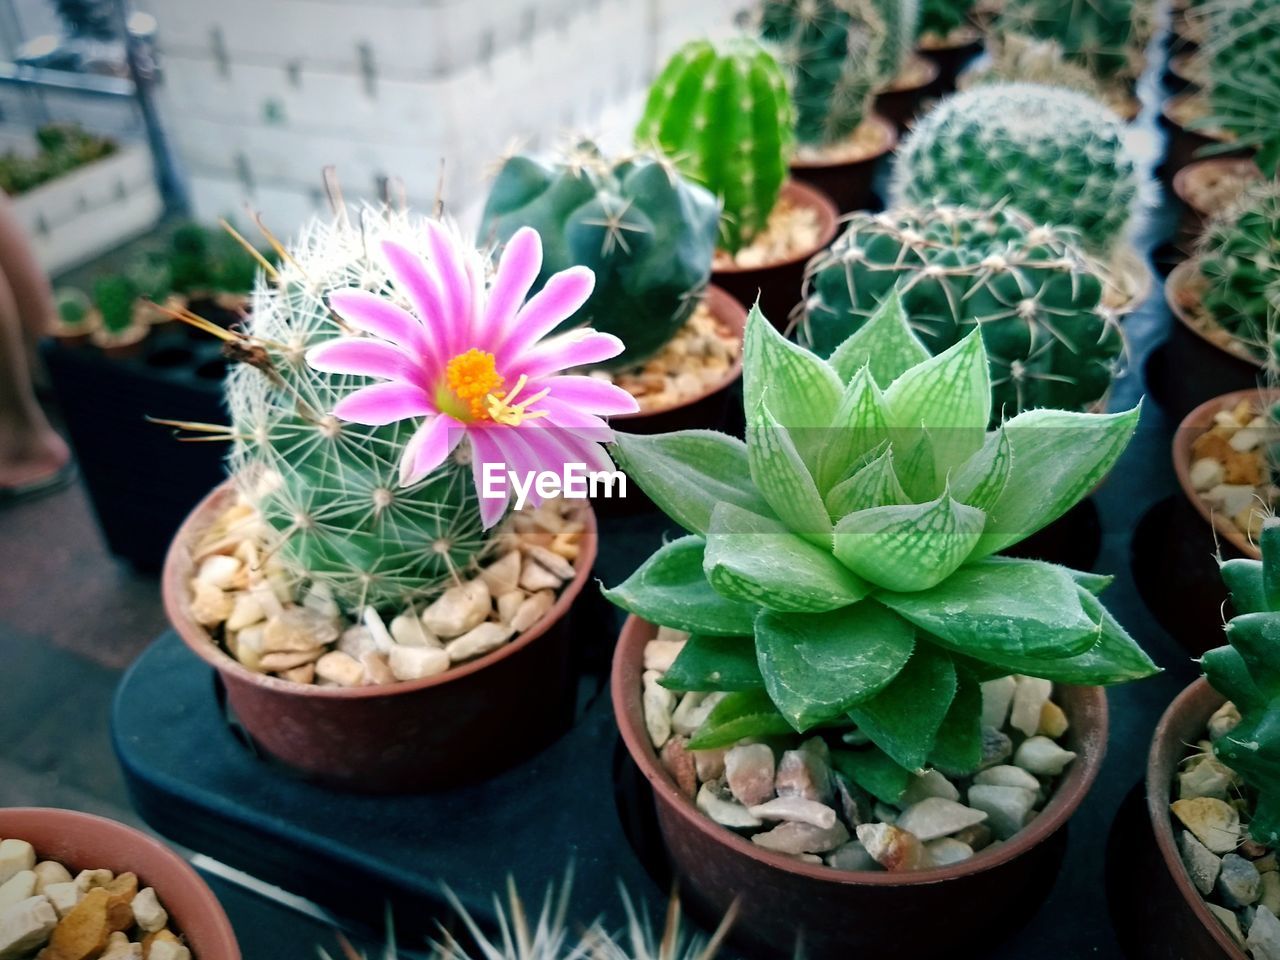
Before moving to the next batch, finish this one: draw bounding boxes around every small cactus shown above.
[1198,180,1280,360]
[54,287,91,328]
[635,38,794,253]
[993,0,1142,90]
[1201,0,1280,176]
[92,275,138,335]
[917,0,977,41]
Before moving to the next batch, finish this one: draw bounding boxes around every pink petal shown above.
[517,331,625,380]
[306,338,421,385]
[329,290,428,357]
[551,427,618,475]
[482,227,542,341]
[424,220,473,353]
[537,396,615,442]
[497,266,595,366]
[334,382,434,426]
[543,375,640,416]
[468,429,510,528]
[524,420,613,475]
[381,240,448,363]
[398,414,464,486]
[487,427,548,508]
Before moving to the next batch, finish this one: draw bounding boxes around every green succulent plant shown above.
[124,252,173,304]
[605,293,1156,776]
[960,34,1111,103]
[800,204,1124,416]
[54,287,91,328]
[1203,519,1280,845]
[993,0,1140,89]
[635,38,794,254]
[891,82,1139,255]
[479,141,719,369]
[1199,0,1280,176]
[92,275,138,335]
[1198,180,1280,359]
[917,0,977,40]
[168,222,214,294]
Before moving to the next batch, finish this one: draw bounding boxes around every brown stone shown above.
[1222,451,1264,486]
[660,737,698,799]
[141,929,180,959]
[102,874,136,933]
[1192,431,1235,463]
[40,887,110,960]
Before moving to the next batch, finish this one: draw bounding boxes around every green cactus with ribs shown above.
[993,0,1141,89]
[479,141,719,368]
[1198,180,1280,360]
[1200,0,1280,176]
[917,0,977,41]
[636,38,794,254]
[801,205,1123,416]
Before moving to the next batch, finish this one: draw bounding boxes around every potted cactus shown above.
[914,0,983,91]
[163,204,640,791]
[636,38,839,330]
[89,274,147,357]
[754,0,901,212]
[479,141,744,435]
[864,1,943,133]
[51,287,97,346]
[607,295,1156,957]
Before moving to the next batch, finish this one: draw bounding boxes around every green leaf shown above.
[1066,569,1115,595]
[825,446,909,519]
[832,492,986,592]
[661,634,764,691]
[755,602,916,731]
[603,535,759,635]
[847,645,958,771]
[815,366,891,494]
[828,290,931,388]
[928,670,983,775]
[1221,557,1266,615]
[971,404,1141,559]
[743,304,843,477]
[950,426,1011,512]
[883,328,991,479]
[704,502,870,612]
[893,424,940,502]
[610,431,773,535]
[748,400,832,546]
[875,558,1101,661]
[831,747,911,805]
[686,689,795,749]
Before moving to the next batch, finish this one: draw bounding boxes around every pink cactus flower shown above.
[306,221,638,527]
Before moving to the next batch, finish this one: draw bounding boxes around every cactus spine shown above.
[993,0,1141,90]
[1198,180,1280,359]
[1202,0,1280,176]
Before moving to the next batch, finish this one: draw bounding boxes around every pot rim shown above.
[915,29,984,53]
[1146,678,1249,959]
[1165,258,1263,372]
[712,180,841,276]
[1161,92,1235,145]
[611,284,746,423]
[0,807,241,960]
[612,613,1109,888]
[787,113,899,173]
[879,54,941,94]
[1171,387,1279,562]
[1171,156,1263,218]
[163,481,598,700]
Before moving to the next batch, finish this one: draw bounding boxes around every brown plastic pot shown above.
[163,482,598,792]
[874,55,942,133]
[1160,94,1251,182]
[789,115,898,215]
[612,615,1108,960]
[0,807,240,960]
[1171,157,1263,252]
[916,35,984,94]
[712,181,839,334]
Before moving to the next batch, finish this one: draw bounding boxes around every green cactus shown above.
[209,229,265,295]
[1198,181,1280,360]
[1203,519,1280,845]
[993,0,1140,88]
[55,287,91,328]
[92,275,138,335]
[801,205,1123,416]
[606,295,1156,777]
[635,38,794,254]
[124,252,173,304]
[961,34,1111,103]
[917,0,977,40]
[479,142,719,368]
[168,222,215,294]
[891,83,1139,255]
[1200,0,1280,176]
[225,208,497,612]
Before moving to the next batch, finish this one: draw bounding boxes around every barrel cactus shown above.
[993,0,1141,90]
[1200,0,1280,176]
[636,38,794,253]
[960,34,1111,104]
[479,141,719,368]
[917,0,977,42]
[891,83,1140,255]
[1198,180,1280,358]
[801,205,1123,416]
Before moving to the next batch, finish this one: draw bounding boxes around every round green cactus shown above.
[961,34,1111,103]
[1198,180,1280,357]
[1202,0,1280,176]
[993,0,1140,88]
[479,142,719,369]
[801,205,1122,416]
[92,275,138,335]
[891,83,1139,255]
[917,0,976,40]
[226,208,497,612]
[55,287,91,328]
[636,38,794,254]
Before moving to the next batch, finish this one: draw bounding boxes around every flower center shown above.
[438,349,551,426]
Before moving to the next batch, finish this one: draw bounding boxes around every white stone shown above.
[901,769,960,805]
[42,881,81,917]
[301,583,341,620]
[496,591,525,625]
[196,554,240,589]
[0,895,57,959]
[980,676,1017,729]
[895,797,988,841]
[361,607,394,652]
[387,644,450,681]
[100,931,143,960]
[0,873,35,913]
[753,820,849,855]
[642,669,676,749]
[479,550,522,596]
[149,942,192,960]
[1190,457,1226,491]
[225,592,265,631]
[314,650,365,686]
[445,622,514,662]
[338,625,377,659]
[925,837,975,867]
[0,844,33,888]
[389,611,439,648]
[776,738,834,803]
[421,580,491,638]
[262,608,338,652]
[1014,736,1077,775]
[1208,902,1244,945]
[526,544,575,581]
[747,797,838,829]
[643,638,686,672]
[967,784,1037,839]
[1206,484,1261,518]
[1009,677,1053,738]
[510,590,555,633]
[519,557,563,592]
[360,652,395,685]
[1231,427,1265,452]
[1209,702,1242,740]
[1172,797,1241,854]
[30,862,69,893]
[1251,906,1280,960]
[672,691,725,736]
[856,823,927,871]
[726,743,776,806]
[131,886,168,933]
[974,765,1041,791]
[1178,830,1221,895]
[1180,754,1237,800]
[74,869,111,891]
[696,784,763,829]
[826,841,877,871]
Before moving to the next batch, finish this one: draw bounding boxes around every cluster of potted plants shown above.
[0,124,115,196]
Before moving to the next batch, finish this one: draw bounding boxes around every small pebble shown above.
[1013,736,1076,776]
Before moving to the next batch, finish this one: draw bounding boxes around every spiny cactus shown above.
[226,207,497,612]
[1198,180,1280,359]
[801,205,1123,416]
[960,34,1111,103]
[479,141,719,368]
[993,0,1141,89]
[891,83,1140,255]
[917,0,977,41]
[1202,519,1280,845]
[55,287,91,328]
[92,275,137,335]
[1200,0,1280,176]
[635,38,794,253]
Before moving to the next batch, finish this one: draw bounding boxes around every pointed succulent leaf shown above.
[950,425,1012,512]
[892,424,940,502]
[847,645,958,772]
[686,689,796,750]
[1067,569,1115,595]
[831,747,911,805]
[1221,557,1267,615]
[833,492,986,592]
[1203,644,1266,714]
[610,431,773,535]
[1263,519,1280,609]
[704,502,870,612]
[748,399,832,546]
[755,602,916,731]
[928,670,984,775]
[816,366,891,493]
[971,405,1141,559]
[602,535,758,635]
[660,633,764,692]
[1224,612,1280,698]
[825,447,909,519]
[828,289,931,388]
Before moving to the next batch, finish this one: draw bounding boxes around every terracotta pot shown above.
[916,35,984,94]
[1160,94,1250,182]
[163,482,599,792]
[1171,157,1263,252]
[789,115,898,215]
[93,325,148,360]
[874,55,942,133]
[712,180,839,335]
[0,808,240,960]
[612,615,1108,960]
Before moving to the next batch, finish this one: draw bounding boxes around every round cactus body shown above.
[479,142,719,368]
[891,83,1139,255]
[636,38,794,254]
[1203,0,1280,176]
[226,208,497,613]
[994,0,1140,87]
[1199,180,1280,357]
[917,0,976,40]
[801,204,1123,416]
